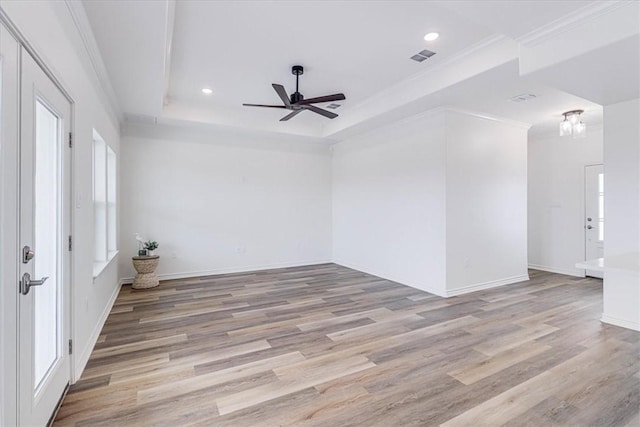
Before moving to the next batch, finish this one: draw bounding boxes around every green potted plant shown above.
[144,240,159,256]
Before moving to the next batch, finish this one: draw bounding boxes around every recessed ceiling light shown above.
[424,32,439,42]
[201,88,213,95]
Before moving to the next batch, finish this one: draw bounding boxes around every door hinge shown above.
[68,132,73,148]
[68,235,72,251]
[68,339,73,355]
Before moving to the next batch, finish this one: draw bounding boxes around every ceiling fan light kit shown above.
[243,65,346,121]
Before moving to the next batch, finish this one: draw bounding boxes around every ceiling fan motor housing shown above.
[290,92,304,104]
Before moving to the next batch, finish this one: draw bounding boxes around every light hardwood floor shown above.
[54,264,640,426]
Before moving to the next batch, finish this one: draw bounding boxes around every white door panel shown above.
[18,50,72,427]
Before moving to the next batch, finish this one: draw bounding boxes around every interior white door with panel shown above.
[585,164,604,278]
[18,51,72,426]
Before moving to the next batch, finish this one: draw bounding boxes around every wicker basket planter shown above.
[132,255,160,289]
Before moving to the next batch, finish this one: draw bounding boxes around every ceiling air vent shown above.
[411,49,436,62]
[509,93,537,103]
[326,103,341,109]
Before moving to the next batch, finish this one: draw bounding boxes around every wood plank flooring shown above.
[54,264,640,426]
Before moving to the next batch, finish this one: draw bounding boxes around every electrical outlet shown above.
[236,245,246,254]
[464,257,470,268]
[171,251,177,259]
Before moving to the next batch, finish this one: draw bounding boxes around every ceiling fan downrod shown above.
[291,65,304,104]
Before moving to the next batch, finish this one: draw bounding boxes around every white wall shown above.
[527,126,603,276]
[332,108,529,296]
[600,98,640,330]
[604,98,640,257]
[332,110,447,295]
[0,1,121,382]
[118,123,332,280]
[445,111,529,294]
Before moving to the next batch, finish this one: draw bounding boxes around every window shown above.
[93,130,117,277]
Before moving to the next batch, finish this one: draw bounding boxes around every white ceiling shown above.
[340,60,602,138]
[83,0,172,116]
[79,0,633,140]
[167,1,491,131]
[432,0,597,40]
[524,33,640,108]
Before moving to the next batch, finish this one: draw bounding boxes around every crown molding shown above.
[64,0,122,122]
[328,106,449,144]
[162,0,176,107]
[329,105,530,145]
[444,107,532,130]
[122,114,332,146]
[518,0,631,47]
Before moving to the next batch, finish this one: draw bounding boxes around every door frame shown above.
[0,19,21,427]
[0,8,76,425]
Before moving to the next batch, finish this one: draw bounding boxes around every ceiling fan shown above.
[243,65,346,121]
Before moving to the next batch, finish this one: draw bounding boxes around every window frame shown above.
[92,129,118,278]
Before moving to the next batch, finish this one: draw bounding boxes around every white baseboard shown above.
[73,281,121,382]
[601,314,640,331]
[332,259,447,297]
[444,274,530,297]
[528,264,586,278]
[332,261,531,298]
[119,259,333,285]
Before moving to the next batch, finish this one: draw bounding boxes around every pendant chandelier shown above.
[559,109,586,138]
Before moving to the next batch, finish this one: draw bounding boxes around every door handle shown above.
[20,273,48,295]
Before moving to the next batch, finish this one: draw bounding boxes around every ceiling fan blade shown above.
[302,104,338,119]
[280,110,303,122]
[272,84,291,107]
[243,103,287,109]
[296,93,346,105]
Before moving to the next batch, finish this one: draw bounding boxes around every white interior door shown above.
[18,51,72,426]
[585,164,604,278]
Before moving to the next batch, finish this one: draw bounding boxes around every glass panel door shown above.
[19,50,71,427]
[33,100,61,391]
[585,164,604,278]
